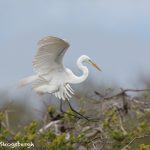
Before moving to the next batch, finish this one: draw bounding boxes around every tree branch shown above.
[122,135,150,149]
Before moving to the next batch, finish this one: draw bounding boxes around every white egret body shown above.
[19,36,100,100]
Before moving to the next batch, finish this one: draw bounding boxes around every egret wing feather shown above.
[33,36,69,74]
[31,36,75,100]
[32,76,48,89]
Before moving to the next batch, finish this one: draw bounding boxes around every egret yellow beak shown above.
[88,59,101,71]
[92,62,101,71]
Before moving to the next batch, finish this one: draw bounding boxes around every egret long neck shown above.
[70,57,89,84]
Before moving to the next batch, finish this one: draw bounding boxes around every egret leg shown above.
[66,99,90,121]
[59,99,80,119]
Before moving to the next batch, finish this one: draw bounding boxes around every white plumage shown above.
[19,36,101,100]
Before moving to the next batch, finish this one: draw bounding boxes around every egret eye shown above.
[83,59,89,63]
[88,59,92,64]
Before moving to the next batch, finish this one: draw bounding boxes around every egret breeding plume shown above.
[19,36,101,119]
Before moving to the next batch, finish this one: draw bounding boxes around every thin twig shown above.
[99,89,150,100]
[1,122,15,135]
[122,135,150,149]
[38,120,61,134]
[5,110,10,129]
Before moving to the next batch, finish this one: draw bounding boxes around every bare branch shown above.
[38,120,61,134]
[122,135,150,150]
[98,88,150,100]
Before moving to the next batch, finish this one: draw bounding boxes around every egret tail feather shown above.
[18,75,38,87]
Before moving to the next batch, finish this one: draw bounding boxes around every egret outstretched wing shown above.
[33,36,70,74]
[32,36,74,100]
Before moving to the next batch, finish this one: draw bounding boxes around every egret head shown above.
[81,55,101,71]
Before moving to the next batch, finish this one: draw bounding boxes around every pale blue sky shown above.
[0,0,150,88]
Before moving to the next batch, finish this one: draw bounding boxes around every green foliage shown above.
[111,129,126,141]
[0,110,82,149]
[48,106,55,113]
[0,112,4,121]
[47,133,71,150]
[0,91,150,149]
[138,144,150,150]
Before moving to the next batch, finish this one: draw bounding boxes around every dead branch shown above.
[38,120,61,134]
[95,88,150,100]
[122,135,150,150]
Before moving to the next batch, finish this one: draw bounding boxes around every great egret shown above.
[19,36,101,119]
